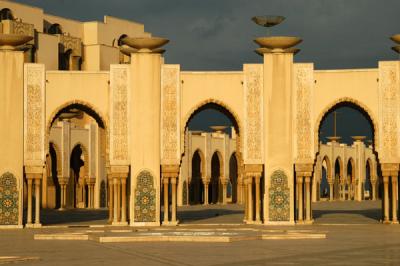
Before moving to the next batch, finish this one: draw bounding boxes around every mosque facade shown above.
[0,0,398,228]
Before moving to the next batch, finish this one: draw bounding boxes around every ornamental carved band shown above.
[294,64,314,161]
[161,65,180,164]
[24,64,45,165]
[0,172,19,225]
[243,64,263,164]
[378,62,399,160]
[269,170,290,222]
[110,65,130,165]
[134,171,156,222]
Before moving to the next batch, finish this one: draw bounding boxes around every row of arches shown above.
[317,156,377,201]
[18,95,384,225]
[190,150,238,205]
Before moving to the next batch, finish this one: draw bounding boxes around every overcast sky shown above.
[14,0,400,70]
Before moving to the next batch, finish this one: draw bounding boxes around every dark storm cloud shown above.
[13,0,400,70]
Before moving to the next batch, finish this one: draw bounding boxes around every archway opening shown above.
[189,150,204,205]
[177,102,243,224]
[229,153,238,203]
[313,102,381,224]
[40,103,108,225]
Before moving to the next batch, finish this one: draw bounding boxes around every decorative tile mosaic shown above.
[0,172,19,225]
[269,170,290,222]
[134,171,156,222]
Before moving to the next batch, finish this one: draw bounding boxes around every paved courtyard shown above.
[2,201,400,265]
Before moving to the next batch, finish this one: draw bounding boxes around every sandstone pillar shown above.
[203,178,209,205]
[25,167,43,228]
[297,176,304,222]
[392,175,398,224]
[371,179,377,201]
[171,177,177,223]
[329,182,334,201]
[121,176,127,224]
[34,178,41,225]
[130,51,162,226]
[305,176,312,222]
[0,51,25,228]
[247,176,253,222]
[255,174,261,223]
[383,175,390,223]
[26,178,33,225]
[108,177,114,223]
[161,165,179,226]
[163,177,169,224]
[113,177,118,224]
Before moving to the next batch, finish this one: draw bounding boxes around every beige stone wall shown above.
[45,71,110,127]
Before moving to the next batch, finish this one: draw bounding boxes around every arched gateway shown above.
[0,0,400,227]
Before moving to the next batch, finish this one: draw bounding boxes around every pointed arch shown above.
[315,97,378,152]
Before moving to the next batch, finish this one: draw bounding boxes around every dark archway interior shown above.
[187,103,239,135]
[229,153,238,203]
[319,103,374,146]
[69,145,83,208]
[320,161,329,198]
[189,151,204,205]
[0,8,14,21]
[210,152,220,204]
[51,103,105,129]
[49,143,61,209]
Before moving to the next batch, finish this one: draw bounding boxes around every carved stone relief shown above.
[243,64,263,164]
[110,65,130,165]
[379,62,399,161]
[294,64,314,162]
[161,65,180,165]
[24,64,45,166]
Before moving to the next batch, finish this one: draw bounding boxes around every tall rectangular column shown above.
[130,53,162,226]
[263,52,296,224]
[0,51,24,228]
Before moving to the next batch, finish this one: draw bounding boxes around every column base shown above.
[382,220,391,224]
[25,223,42,228]
[303,219,314,225]
[162,220,179,226]
[245,220,262,225]
[111,221,129,226]
[0,225,23,229]
[392,221,399,225]
[296,220,305,225]
[58,208,66,211]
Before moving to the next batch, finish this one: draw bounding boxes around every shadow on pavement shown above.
[39,209,109,225]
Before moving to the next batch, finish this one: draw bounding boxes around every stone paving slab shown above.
[0,256,40,264]
[33,226,327,243]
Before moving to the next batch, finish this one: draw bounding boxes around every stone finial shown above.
[119,36,169,54]
[0,33,33,50]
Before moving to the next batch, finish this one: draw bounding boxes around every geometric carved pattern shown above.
[24,64,45,165]
[0,172,19,225]
[134,171,156,222]
[294,64,314,161]
[269,170,290,222]
[110,65,130,165]
[161,65,180,165]
[243,64,263,164]
[379,62,399,161]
